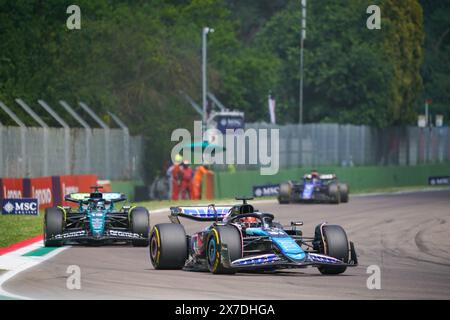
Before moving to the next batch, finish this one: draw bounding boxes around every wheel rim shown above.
[150,234,158,261]
[207,237,217,267]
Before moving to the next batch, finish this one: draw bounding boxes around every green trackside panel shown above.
[214,163,450,199]
[22,246,58,256]
[110,180,144,201]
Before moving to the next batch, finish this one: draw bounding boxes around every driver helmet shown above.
[239,216,258,228]
[96,201,105,210]
[311,170,319,178]
[223,206,258,227]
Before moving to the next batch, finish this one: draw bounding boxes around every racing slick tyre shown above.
[338,183,349,203]
[150,223,187,269]
[206,225,243,274]
[44,207,64,247]
[315,224,349,275]
[278,182,291,204]
[130,207,150,247]
[327,183,341,204]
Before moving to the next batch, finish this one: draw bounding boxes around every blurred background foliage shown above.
[0,0,448,180]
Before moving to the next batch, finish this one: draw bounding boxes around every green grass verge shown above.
[1,186,448,248]
[0,214,44,248]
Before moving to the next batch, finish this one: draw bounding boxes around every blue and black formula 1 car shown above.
[149,198,357,275]
[278,173,349,204]
[44,186,150,247]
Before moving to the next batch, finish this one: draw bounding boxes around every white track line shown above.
[0,243,70,300]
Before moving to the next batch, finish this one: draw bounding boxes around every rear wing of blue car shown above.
[170,206,232,222]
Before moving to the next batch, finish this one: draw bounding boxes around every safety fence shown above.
[239,123,450,169]
[0,127,143,180]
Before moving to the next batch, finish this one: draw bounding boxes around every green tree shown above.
[382,0,424,124]
[255,0,424,127]
[420,0,450,124]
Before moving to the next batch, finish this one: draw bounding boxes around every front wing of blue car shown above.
[220,244,358,270]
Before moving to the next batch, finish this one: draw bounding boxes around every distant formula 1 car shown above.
[44,186,150,247]
[149,198,357,274]
[278,173,349,204]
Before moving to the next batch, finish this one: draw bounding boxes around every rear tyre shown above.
[327,183,341,204]
[339,183,349,203]
[44,207,64,247]
[316,225,349,275]
[130,207,150,247]
[206,225,242,274]
[149,223,187,269]
[278,182,291,204]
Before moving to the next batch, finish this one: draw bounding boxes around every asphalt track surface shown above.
[3,190,450,299]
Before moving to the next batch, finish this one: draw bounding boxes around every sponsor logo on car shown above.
[307,253,341,264]
[179,206,232,218]
[266,229,287,237]
[108,230,140,238]
[232,254,280,266]
[91,218,104,229]
[1,198,39,215]
[54,230,87,239]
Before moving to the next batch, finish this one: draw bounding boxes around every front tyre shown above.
[316,224,349,275]
[130,207,150,247]
[149,223,187,269]
[206,225,242,274]
[44,207,64,247]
